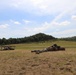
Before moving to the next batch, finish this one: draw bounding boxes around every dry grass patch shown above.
[0,48,76,75]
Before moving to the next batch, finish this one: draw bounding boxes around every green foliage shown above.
[0,33,56,45]
[60,36,76,41]
[0,33,76,45]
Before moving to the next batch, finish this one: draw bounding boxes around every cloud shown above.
[24,20,70,35]
[72,15,76,20]
[24,22,50,34]
[58,21,70,26]
[0,24,9,29]
[23,19,31,24]
[1,0,75,15]
[14,21,21,25]
[51,29,76,37]
[0,0,76,38]
[10,20,21,25]
[23,11,71,34]
[46,21,70,27]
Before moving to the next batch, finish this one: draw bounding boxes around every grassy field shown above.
[12,41,76,50]
[0,41,76,75]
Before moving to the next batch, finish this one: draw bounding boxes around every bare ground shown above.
[0,48,76,75]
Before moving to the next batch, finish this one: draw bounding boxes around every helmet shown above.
[53,44,57,46]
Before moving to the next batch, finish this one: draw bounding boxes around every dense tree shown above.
[0,33,76,45]
[1,38,7,45]
[0,33,56,45]
[60,36,76,41]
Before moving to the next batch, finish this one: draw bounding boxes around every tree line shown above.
[60,36,76,41]
[0,33,76,45]
[0,33,56,45]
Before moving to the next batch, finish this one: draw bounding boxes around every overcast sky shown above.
[0,0,76,38]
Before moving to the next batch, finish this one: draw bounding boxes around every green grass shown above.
[10,40,76,50]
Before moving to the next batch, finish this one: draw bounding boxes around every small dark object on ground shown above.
[0,46,15,50]
[31,44,65,54]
